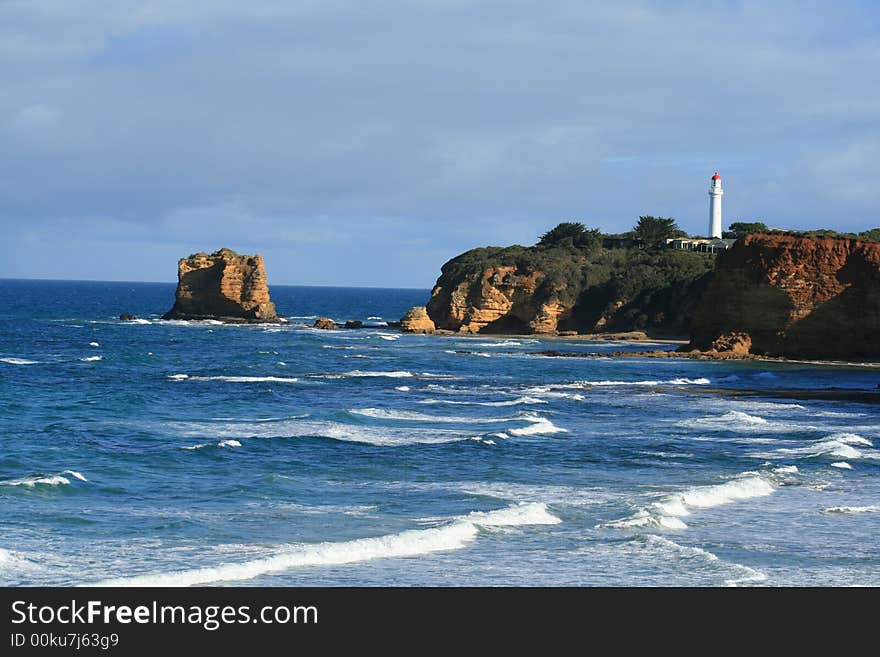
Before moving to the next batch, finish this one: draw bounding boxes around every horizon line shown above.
[0,276,432,291]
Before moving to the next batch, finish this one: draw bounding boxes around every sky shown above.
[1,1,878,287]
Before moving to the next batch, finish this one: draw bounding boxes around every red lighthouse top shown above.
[712,171,721,180]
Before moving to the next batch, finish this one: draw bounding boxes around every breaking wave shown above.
[598,472,777,531]
[821,505,880,514]
[770,433,875,461]
[88,503,560,586]
[508,416,568,436]
[349,408,524,424]
[633,535,767,586]
[419,397,547,407]
[0,357,39,365]
[182,439,243,450]
[0,470,87,488]
[168,374,299,383]
[570,377,711,387]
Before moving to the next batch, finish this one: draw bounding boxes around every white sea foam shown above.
[0,469,87,487]
[343,370,414,378]
[567,377,711,387]
[636,535,767,586]
[445,349,493,357]
[0,357,39,365]
[508,416,568,436]
[821,505,880,514]
[88,503,560,586]
[463,502,561,527]
[770,433,875,460]
[80,355,103,362]
[89,341,100,347]
[0,548,35,574]
[830,462,853,470]
[685,410,769,429]
[419,396,547,407]
[814,410,867,418]
[183,439,243,450]
[174,415,472,447]
[349,408,520,424]
[599,473,776,531]
[523,388,586,401]
[169,374,299,383]
[394,386,411,392]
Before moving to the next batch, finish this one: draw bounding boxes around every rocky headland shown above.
[412,229,880,362]
[415,231,714,337]
[162,248,278,323]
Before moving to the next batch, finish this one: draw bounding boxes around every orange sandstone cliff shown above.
[690,234,880,359]
[427,266,570,334]
[162,248,278,322]
[421,245,713,336]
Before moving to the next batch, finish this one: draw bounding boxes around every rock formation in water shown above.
[400,306,436,333]
[690,234,880,359]
[162,248,278,322]
[313,317,337,330]
[423,243,714,335]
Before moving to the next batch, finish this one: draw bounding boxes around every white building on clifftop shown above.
[708,170,723,238]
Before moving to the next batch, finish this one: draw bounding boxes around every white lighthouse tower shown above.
[708,171,723,239]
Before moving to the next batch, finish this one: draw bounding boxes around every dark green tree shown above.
[728,221,768,237]
[537,222,602,250]
[858,228,880,242]
[632,216,685,247]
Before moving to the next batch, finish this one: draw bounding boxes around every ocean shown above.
[1,279,878,586]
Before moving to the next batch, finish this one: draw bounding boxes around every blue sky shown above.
[1,1,878,287]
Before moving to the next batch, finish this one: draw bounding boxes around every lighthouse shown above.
[708,171,723,239]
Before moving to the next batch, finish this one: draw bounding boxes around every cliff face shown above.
[162,248,278,322]
[424,246,713,335]
[400,306,436,333]
[427,266,568,334]
[691,234,880,359]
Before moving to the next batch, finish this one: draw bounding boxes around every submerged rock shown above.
[400,306,435,334]
[162,248,278,323]
[119,313,138,321]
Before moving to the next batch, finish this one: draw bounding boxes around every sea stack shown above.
[162,248,278,322]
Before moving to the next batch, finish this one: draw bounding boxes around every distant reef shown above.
[690,233,880,360]
[162,248,278,323]
[414,236,714,337]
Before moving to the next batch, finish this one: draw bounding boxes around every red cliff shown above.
[690,234,880,359]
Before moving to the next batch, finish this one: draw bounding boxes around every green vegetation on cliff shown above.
[430,221,716,335]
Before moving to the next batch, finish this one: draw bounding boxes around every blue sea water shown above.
[1,279,878,586]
